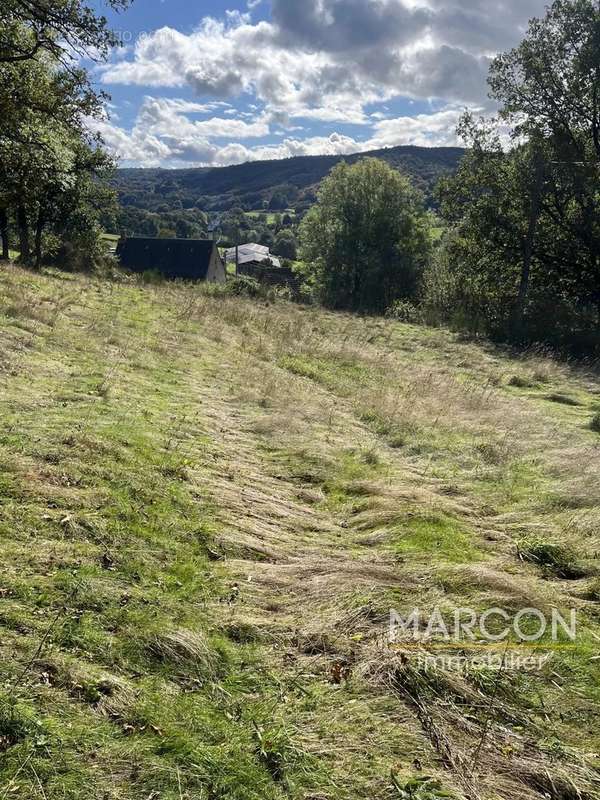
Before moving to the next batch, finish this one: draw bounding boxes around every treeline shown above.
[0,1,129,269]
[299,0,600,355]
[112,204,299,260]
[115,170,306,215]
[113,206,210,241]
[112,145,464,216]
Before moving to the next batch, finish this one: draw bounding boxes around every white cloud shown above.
[136,96,271,140]
[95,106,467,167]
[101,1,547,109]
[96,0,548,165]
[93,96,270,167]
[367,108,466,147]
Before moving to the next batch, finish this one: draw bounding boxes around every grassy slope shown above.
[0,265,600,800]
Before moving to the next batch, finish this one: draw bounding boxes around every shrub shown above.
[223,276,271,300]
[420,235,488,334]
[51,229,111,273]
[386,300,421,323]
[590,412,600,433]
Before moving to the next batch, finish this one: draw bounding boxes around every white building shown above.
[223,243,281,269]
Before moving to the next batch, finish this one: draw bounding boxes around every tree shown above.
[268,190,289,211]
[435,119,553,338]
[176,219,194,239]
[0,207,8,260]
[0,5,124,268]
[0,0,131,65]
[259,229,274,248]
[0,53,112,266]
[299,158,430,313]
[273,229,297,260]
[490,0,600,321]
[45,139,117,270]
[436,0,600,350]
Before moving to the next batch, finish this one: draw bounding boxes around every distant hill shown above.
[114,144,465,214]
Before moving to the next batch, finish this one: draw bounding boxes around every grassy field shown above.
[1,264,600,799]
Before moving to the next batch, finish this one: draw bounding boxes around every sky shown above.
[88,0,548,168]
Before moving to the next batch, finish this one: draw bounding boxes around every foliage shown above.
[268,185,296,210]
[112,145,465,216]
[391,774,459,799]
[299,158,431,313]
[386,299,421,323]
[273,228,298,260]
[222,275,271,299]
[0,3,121,269]
[435,0,600,353]
[0,0,131,65]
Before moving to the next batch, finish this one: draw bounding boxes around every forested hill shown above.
[114,144,465,213]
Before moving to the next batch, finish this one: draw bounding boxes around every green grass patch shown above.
[392,513,481,563]
[279,353,369,394]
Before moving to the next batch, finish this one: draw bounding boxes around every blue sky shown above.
[89,0,547,168]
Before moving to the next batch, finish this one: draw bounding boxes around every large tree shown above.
[299,158,430,313]
[436,0,600,349]
[0,50,113,264]
[0,2,127,267]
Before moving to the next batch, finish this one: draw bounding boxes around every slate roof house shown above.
[117,238,226,283]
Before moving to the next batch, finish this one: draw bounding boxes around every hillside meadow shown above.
[1,265,600,799]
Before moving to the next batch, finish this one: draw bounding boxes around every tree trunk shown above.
[17,204,30,264]
[512,150,545,340]
[0,208,9,261]
[34,209,45,269]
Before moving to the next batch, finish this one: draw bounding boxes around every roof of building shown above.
[224,243,281,269]
[117,238,221,281]
[224,243,269,262]
[236,252,282,269]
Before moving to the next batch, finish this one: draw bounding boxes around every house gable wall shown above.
[207,248,226,284]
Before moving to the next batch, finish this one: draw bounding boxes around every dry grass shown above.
[1,266,600,799]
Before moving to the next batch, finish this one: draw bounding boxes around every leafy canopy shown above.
[0,0,131,64]
[299,158,430,313]
[434,0,600,351]
[0,0,125,268]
